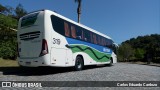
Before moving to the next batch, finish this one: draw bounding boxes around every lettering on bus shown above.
[53,38,61,45]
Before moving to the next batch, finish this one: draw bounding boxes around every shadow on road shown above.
[0,65,112,76]
[0,67,74,76]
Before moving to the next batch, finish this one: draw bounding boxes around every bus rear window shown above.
[21,12,39,27]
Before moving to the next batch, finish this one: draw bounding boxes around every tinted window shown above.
[90,32,93,43]
[113,44,117,54]
[51,15,64,35]
[21,12,39,27]
[64,22,70,37]
[76,28,83,40]
[93,34,97,44]
[71,25,76,38]
[84,30,91,42]
[106,39,113,48]
[97,35,101,45]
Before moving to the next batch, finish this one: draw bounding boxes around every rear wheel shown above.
[75,56,84,71]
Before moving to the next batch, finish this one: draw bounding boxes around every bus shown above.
[17,9,118,71]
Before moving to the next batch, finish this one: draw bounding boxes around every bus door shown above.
[66,49,73,66]
[50,47,67,66]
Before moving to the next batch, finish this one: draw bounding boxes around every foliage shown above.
[134,48,145,59]
[0,4,7,12]
[0,14,17,59]
[0,14,17,32]
[117,43,134,62]
[0,3,27,60]
[0,3,27,19]
[118,34,160,63]
[15,4,27,20]
[0,39,17,59]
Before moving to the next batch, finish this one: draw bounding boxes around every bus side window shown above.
[97,35,101,45]
[100,37,103,46]
[104,39,107,47]
[93,34,97,44]
[101,38,104,46]
[106,39,109,47]
[101,37,103,46]
[87,31,91,42]
[83,30,87,41]
[90,32,93,43]
[82,30,84,40]
[107,39,112,48]
[76,28,82,40]
[64,22,70,37]
[71,26,76,38]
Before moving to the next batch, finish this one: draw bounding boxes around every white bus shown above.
[17,10,118,70]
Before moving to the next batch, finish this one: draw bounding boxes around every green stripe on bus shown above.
[69,45,111,62]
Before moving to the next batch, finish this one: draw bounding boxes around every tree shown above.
[15,4,27,20]
[0,4,6,13]
[117,43,134,62]
[0,4,14,16]
[75,0,82,23]
[0,14,17,35]
[122,34,160,63]
[0,38,17,59]
[0,14,17,59]
[0,3,28,60]
[134,48,145,59]
[0,3,18,59]
[5,6,15,16]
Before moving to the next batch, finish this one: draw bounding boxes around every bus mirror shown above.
[65,44,70,48]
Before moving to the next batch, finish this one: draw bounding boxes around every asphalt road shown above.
[0,63,160,90]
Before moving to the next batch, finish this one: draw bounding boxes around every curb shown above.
[126,62,160,67]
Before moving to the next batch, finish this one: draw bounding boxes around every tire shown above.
[75,56,84,71]
[109,58,113,66]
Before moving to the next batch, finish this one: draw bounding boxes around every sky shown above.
[1,0,160,44]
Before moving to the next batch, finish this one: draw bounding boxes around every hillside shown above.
[118,34,160,63]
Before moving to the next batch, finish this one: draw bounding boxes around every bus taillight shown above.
[39,39,48,56]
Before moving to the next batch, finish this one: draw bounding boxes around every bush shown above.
[0,13,18,60]
[0,36,17,60]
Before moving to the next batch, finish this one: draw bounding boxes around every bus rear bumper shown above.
[17,57,47,67]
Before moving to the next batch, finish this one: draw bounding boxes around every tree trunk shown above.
[77,9,80,23]
[77,0,81,23]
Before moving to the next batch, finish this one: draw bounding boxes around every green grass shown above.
[0,58,19,67]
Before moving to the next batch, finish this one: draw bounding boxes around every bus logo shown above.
[103,48,110,53]
[2,82,11,87]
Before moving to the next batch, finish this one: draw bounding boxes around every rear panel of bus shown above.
[17,10,50,67]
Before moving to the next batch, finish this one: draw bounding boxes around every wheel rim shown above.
[77,59,82,69]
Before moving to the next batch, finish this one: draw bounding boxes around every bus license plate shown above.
[26,62,31,65]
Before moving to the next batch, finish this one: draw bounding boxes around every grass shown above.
[0,58,19,67]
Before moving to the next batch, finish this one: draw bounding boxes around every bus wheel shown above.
[75,56,84,71]
[109,58,113,66]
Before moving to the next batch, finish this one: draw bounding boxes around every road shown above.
[0,63,160,90]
